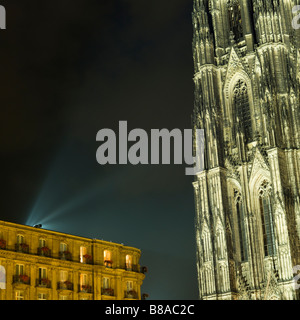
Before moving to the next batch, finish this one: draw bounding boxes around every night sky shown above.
[0,0,198,299]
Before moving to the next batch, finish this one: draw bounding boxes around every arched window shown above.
[79,273,88,292]
[16,234,24,244]
[80,246,87,263]
[60,242,67,253]
[235,190,248,262]
[227,0,243,42]
[102,277,110,289]
[104,250,112,268]
[202,228,211,262]
[233,80,253,142]
[126,254,133,270]
[39,238,46,248]
[258,180,276,257]
[216,226,226,260]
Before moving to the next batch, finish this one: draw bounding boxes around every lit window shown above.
[126,281,133,292]
[79,273,90,293]
[60,242,71,260]
[104,250,112,267]
[16,234,24,244]
[125,281,136,299]
[39,238,46,248]
[60,270,68,282]
[104,250,111,260]
[38,293,47,300]
[126,255,133,270]
[80,246,87,263]
[60,242,67,252]
[102,277,110,289]
[15,290,24,300]
[16,264,24,276]
[59,295,68,300]
[39,267,47,280]
[80,273,87,289]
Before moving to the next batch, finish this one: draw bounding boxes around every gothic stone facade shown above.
[192,0,300,300]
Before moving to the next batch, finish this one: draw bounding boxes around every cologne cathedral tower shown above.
[192,0,300,300]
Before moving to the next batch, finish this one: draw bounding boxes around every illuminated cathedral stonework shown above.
[192,0,300,300]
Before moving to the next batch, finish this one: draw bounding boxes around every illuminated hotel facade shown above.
[0,220,146,300]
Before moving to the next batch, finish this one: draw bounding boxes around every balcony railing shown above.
[57,281,73,291]
[13,275,30,285]
[15,243,29,254]
[59,251,72,261]
[37,247,52,258]
[124,290,138,299]
[78,284,93,293]
[125,264,140,272]
[101,288,114,296]
[36,278,51,288]
[1,242,143,275]
[104,260,113,268]
[0,239,6,250]
[80,254,93,264]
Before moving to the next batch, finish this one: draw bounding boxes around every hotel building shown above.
[0,220,146,300]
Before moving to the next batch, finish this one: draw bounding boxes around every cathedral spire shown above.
[252,0,285,44]
[192,0,215,70]
[192,0,300,300]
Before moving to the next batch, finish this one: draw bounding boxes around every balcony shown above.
[81,254,93,264]
[78,284,93,294]
[15,243,29,254]
[101,288,114,296]
[124,290,138,299]
[37,247,52,258]
[125,264,139,272]
[104,260,113,268]
[141,266,148,274]
[59,251,72,261]
[13,275,30,285]
[0,239,6,250]
[57,281,73,291]
[36,278,51,288]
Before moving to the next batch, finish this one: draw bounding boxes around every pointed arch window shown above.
[233,79,253,142]
[258,180,276,257]
[202,228,211,262]
[235,190,248,262]
[216,226,226,260]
